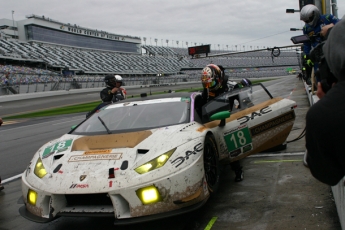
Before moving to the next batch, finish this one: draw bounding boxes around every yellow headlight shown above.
[134,148,176,174]
[27,189,37,205]
[34,158,47,178]
[136,185,161,205]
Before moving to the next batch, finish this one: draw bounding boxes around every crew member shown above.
[300,4,339,82]
[86,75,126,118]
[101,75,126,102]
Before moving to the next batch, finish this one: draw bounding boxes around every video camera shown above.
[291,34,337,93]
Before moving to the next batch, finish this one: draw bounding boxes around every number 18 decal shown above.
[224,125,252,153]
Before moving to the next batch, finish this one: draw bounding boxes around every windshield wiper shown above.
[98,116,112,134]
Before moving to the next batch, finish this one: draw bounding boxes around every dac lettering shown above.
[237,106,272,125]
[171,143,203,168]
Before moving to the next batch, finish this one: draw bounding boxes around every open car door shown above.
[201,84,297,162]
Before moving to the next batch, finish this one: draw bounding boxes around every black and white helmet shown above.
[300,4,320,27]
[104,75,116,87]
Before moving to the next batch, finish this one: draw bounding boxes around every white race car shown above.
[19,84,296,224]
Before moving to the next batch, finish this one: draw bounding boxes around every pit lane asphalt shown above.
[0,76,341,229]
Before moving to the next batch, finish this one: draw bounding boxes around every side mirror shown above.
[210,111,231,127]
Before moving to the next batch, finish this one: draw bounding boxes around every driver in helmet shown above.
[100,75,126,102]
[200,64,251,182]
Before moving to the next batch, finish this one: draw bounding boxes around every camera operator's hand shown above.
[316,82,326,99]
[321,23,334,38]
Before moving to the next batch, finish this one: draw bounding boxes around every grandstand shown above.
[0,14,301,95]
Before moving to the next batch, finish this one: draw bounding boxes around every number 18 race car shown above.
[19,83,296,225]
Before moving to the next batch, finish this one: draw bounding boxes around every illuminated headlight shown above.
[136,185,162,205]
[134,148,176,174]
[27,189,37,205]
[34,158,47,178]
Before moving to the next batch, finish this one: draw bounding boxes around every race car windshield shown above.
[73,100,190,134]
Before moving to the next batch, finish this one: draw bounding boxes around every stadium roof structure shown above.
[0,14,142,54]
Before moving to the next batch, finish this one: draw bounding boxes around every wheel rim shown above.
[204,141,218,188]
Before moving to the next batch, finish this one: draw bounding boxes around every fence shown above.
[0,74,201,95]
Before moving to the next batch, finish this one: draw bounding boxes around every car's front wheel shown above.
[203,135,220,194]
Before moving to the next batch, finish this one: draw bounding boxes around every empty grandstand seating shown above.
[0,38,300,85]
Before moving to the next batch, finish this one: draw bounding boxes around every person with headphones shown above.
[86,75,126,118]
[100,75,126,102]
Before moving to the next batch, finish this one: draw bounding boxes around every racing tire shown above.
[203,135,220,194]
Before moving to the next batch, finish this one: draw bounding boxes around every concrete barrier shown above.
[0,81,200,103]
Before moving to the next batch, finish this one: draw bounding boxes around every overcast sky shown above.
[1,0,344,51]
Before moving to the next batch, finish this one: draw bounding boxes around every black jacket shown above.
[100,87,125,102]
[306,81,345,186]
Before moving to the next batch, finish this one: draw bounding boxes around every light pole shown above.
[176,40,179,47]
[154,38,157,46]
[166,39,169,47]
[12,10,15,38]
[143,37,146,45]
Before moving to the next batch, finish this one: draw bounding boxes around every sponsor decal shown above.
[42,139,73,159]
[237,106,272,125]
[230,148,241,157]
[180,97,190,102]
[70,184,89,189]
[242,143,253,153]
[84,149,112,155]
[68,153,122,162]
[80,175,87,181]
[171,143,203,168]
[250,111,295,137]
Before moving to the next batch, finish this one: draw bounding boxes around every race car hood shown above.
[26,122,203,193]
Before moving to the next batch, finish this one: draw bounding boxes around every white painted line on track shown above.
[3,173,23,184]
[0,115,84,132]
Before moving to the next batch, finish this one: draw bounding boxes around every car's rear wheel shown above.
[203,135,220,194]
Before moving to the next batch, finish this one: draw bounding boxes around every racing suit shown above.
[200,77,244,182]
[303,14,339,82]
